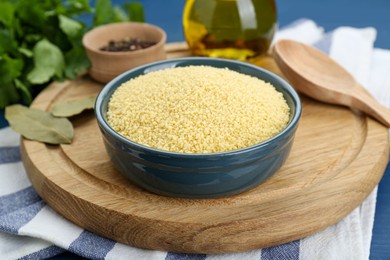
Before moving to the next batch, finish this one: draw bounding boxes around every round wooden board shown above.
[21,43,389,254]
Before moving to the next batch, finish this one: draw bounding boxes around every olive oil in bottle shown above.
[183,0,277,61]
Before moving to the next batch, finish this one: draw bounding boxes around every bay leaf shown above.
[5,104,73,144]
[51,95,96,117]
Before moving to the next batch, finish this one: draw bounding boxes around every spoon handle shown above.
[352,85,390,128]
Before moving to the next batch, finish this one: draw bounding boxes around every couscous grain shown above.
[107,66,290,154]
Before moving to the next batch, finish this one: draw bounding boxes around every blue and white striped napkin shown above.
[1,19,389,259]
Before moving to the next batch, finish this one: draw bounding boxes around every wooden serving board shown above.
[21,43,389,254]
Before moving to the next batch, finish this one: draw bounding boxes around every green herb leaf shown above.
[24,34,42,44]
[0,0,146,108]
[0,28,17,54]
[0,2,15,28]
[42,15,73,52]
[0,83,20,109]
[112,6,129,22]
[64,46,90,79]
[0,54,23,84]
[59,14,84,41]
[93,0,113,26]
[51,96,96,117]
[61,0,92,16]
[5,104,73,144]
[124,2,145,22]
[0,55,23,108]
[18,47,33,58]
[27,39,65,84]
[16,0,46,27]
[14,79,32,105]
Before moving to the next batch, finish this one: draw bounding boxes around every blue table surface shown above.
[2,0,389,259]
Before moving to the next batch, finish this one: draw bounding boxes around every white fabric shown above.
[328,26,377,86]
[105,244,167,260]
[300,187,378,260]
[18,206,84,248]
[0,162,30,196]
[272,19,324,45]
[0,232,53,259]
[0,127,20,147]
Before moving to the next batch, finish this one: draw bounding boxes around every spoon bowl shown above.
[273,39,390,128]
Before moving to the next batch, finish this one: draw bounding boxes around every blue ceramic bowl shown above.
[95,57,301,198]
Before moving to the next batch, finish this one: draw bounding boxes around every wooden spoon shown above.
[272,39,390,128]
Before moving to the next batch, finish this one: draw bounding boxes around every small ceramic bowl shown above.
[95,58,301,198]
[82,22,167,83]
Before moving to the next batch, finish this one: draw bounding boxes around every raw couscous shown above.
[107,66,290,154]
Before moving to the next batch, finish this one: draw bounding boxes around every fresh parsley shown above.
[0,0,145,109]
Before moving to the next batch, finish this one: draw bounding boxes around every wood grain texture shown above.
[273,39,390,127]
[21,42,389,254]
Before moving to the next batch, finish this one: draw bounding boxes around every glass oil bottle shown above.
[183,0,277,61]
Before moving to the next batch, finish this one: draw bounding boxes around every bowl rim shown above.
[95,57,302,158]
[82,22,167,56]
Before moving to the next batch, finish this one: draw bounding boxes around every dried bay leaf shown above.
[51,95,96,117]
[5,104,73,144]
